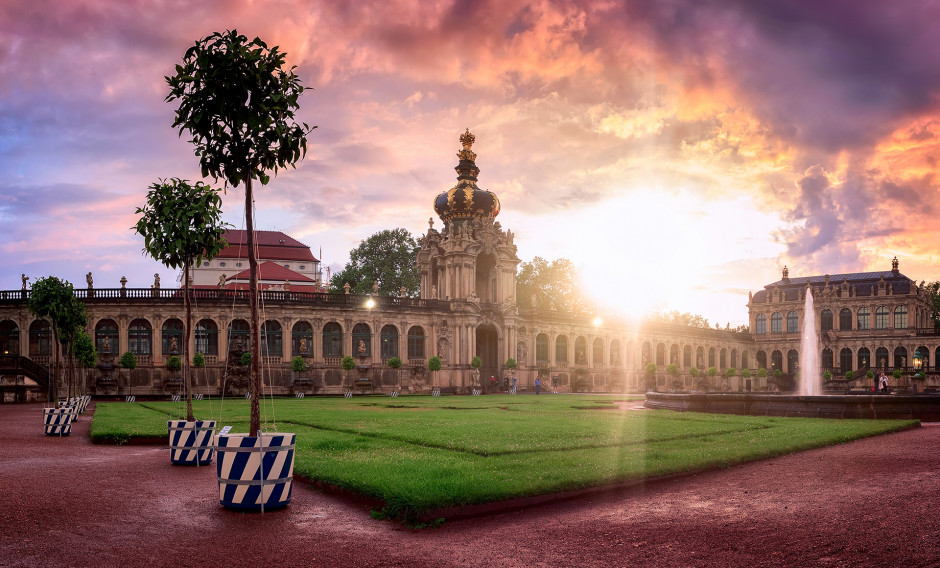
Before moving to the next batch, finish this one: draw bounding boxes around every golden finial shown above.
[460,128,475,149]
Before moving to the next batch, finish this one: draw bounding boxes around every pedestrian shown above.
[879,372,889,393]
[534,377,541,395]
[503,375,509,392]
[551,375,559,394]
[511,375,517,393]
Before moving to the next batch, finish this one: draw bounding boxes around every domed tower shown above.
[418,130,519,305]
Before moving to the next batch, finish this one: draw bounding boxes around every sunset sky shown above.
[2,0,939,326]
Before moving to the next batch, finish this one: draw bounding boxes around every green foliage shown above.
[516,257,587,312]
[327,228,420,296]
[193,352,206,367]
[757,368,768,378]
[387,356,402,369]
[504,358,517,370]
[291,355,308,373]
[866,369,875,379]
[649,310,710,329]
[240,352,252,366]
[725,367,736,378]
[926,281,940,331]
[845,370,855,381]
[689,366,700,377]
[28,276,86,345]
[428,356,442,372]
[165,29,313,188]
[823,370,832,381]
[166,356,182,372]
[470,356,482,369]
[134,178,229,271]
[773,368,783,378]
[73,330,97,368]
[119,351,138,370]
[92,398,917,520]
[741,368,751,379]
[707,366,718,378]
[665,363,679,376]
[644,363,657,376]
[893,369,902,379]
[341,356,356,371]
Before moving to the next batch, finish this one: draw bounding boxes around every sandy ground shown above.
[1,402,938,568]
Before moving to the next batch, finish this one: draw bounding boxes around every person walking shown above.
[511,375,517,394]
[534,377,541,395]
[551,375,559,393]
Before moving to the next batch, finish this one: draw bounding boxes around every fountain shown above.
[799,285,820,396]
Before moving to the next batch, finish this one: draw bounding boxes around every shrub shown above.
[341,356,356,371]
[120,351,137,370]
[823,370,832,381]
[166,355,182,372]
[892,369,902,380]
[741,368,751,379]
[865,369,875,379]
[773,368,782,378]
[240,352,251,366]
[707,366,718,378]
[845,370,855,381]
[756,368,768,379]
[644,363,657,376]
[291,355,308,373]
[504,357,517,370]
[193,352,206,367]
[665,363,679,377]
[428,356,442,372]
[470,355,482,369]
[725,367,736,378]
[689,367,700,377]
[387,356,402,369]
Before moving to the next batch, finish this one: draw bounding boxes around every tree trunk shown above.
[184,261,194,421]
[246,176,261,435]
[51,328,60,404]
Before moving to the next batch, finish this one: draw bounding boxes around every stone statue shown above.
[233,337,246,352]
[120,276,127,289]
[283,280,290,291]
[299,337,307,355]
[428,217,434,229]
[102,336,111,353]
[373,281,379,294]
[219,274,226,288]
[517,341,527,362]
[169,336,179,353]
[577,349,586,364]
[357,339,367,356]
[153,273,160,288]
[400,286,407,297]
[21,274,28,290]
[431,284,437,298]
[86,272,93,288]
[344,282,351,294]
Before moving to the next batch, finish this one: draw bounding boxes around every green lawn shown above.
[91,395,917,519]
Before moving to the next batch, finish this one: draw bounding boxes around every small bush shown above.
[470,355,482,369]
[428,356,442,372]
[741,368,751,379]
[120,351,137,370]
[166,355,182,372]
[845,370,855,381]
[892,369,902,380]
[341,356,356,371]
[193,352,206,367]
[240,352,251,366]
[291,355,308,372]
[504,357,517,370]
[387,356,402,369]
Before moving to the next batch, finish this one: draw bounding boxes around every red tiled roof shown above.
[227,261,317,283]
[216,230,317,262]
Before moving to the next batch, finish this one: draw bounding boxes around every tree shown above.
[428,355,442,387]
[724,367,736,379]
[516,257,587,312]
[649,310,710,329]
[505,358,517,371]
[28,277,84,402]
[73,330,97,395]
[341,356,356,390]
[741,368,751,379]
[120,352,138,370]
[135,178,228,422]
[926,281,940,331]
[328,228,420,296]
[388,356,402,390]
[644,362,657,391]
[166,29,313,435]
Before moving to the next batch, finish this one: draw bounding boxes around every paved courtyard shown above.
[1,402,938,567]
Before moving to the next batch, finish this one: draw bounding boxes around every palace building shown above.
[1,131,938,401]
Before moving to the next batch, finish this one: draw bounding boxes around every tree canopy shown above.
[516,257,586,312]
[926,281,940,331]
[27,276,86,399]
[328,228,420,296]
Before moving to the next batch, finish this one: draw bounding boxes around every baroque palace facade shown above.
[1,131,938,400]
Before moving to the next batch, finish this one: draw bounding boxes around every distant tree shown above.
[725,367,736,378]
[166,356,182,373]
[926,281,940,331]
[650,310,710,329]
[644,362,658,391]
[689,367,700,378]
[388,356,403,390]
[665,363,679,377]
[516,257,587,312]
[166,29,313,435]
[341,356,356,389]
[822,370,832,382]
[845,370,855,381]
[756,368,768,379]
[291,355,308,373]
[328,228,420,296]
[741,368,751,379]
[505,358,517,371]
[73,330,96,396]
[28,277,85,401]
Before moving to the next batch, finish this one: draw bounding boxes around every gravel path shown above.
[1,402,937,568]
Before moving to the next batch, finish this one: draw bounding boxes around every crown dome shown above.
[433,129,500,222]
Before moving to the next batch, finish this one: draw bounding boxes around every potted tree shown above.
[341,355,356,394]
[644,362,657,392]
[74,330,97,403]
[707,366,718,391]
[741,368,752,392]
[470,355,482,394]
[166,29,311,509]
[120,351,137,397]
[505,357,517,393]
[428,356,442,392]
[387,356,402,394]
[724,367,736,391]
[665,363,680,391]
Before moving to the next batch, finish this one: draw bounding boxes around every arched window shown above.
[821,309,833,332]
[610,339,621,367]
[935,346,940,373]
[228,319,250,348]
[755,314,766,335]
[322,322,343,358]
[128,319,152,355]
[536,334,549,363]
[696,346,705,368]
[914,346,929,372]
[771,313,782,334]
[839,348,853,372]
[196,319,218,356]
[719,348,727,369]
[292,321,313,357]
[731,349,738,369]
[669,344,679,365]
[708,347,716,368]
[407,326,425,359]
[97,319,119,354]
[857,347,870,369]
[756,350,767,369]
[822,348,833,370]
[787,349,798,374]
[29,320,51,356]
[380,325,399,359]
[0,320,19,355]
[839,309,852,331]
[857,307,870,330]
[875,307,889,329]
[161,318,183,354]
[771,350,783,371]
[683,345,692,368]
[787,311,799,333]
[593,338,604,365]
[875,346,889,370]
[575,337,587,364]
[554,335,567,363]
[261,320,282,357]
[893,346,907,369]
[741,350,749,370]
[352,323,371,357]
[894,305,908,329]
[656,343,665,366]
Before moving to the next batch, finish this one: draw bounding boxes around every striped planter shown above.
[216,433,295,511]
[43,407,75,436]
[168,420,217,465]
[77,395,91,414]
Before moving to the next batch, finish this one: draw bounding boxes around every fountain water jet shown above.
[799,285,820,396]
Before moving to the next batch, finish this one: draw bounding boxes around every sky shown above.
[2,0,939,327]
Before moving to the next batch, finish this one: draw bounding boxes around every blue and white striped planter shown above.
[168,420,216,465]
[43,407,75,436]
[216,432,295,511]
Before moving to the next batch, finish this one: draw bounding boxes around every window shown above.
[787,349,798,374]
[380,325,399,359]
[822,348,833,369]
[771,312,782,334]
[857,347,870,369]
[299,265,306,270]
[875,347,889,369]
[29,320,51,356]
[894,306,908,329]
[719,348,727,369]
[97,319,119,354]
[741,350,749,370]
[787,311,799,333]
[593,338,604,365]
[261,320,282,357]
[322,322,343,358]
[771,350,783,371]
[708,347,716,368]
[128,319,152,355]
[407,326,425,359]
[536,334,549,363]
[839,308,852,331]
[857,307,870,330]
[554,335,567,363]
[292,321,313,357]
[0,320,19,355]
[656,343,665,366]
[575,337,587,364]
[220,262,227,267]
[196,319,218,356]
[669,344,679,365]
[610,339,621,367]
[161,319,183,354]
[283,264,290,269]
[840,348,853,372]
[228,319,250,348]
[352,323,371,357]
[756,350,767,369]
[731,349,738,369]
[683,345,692,368]
[875,307,889,329]
[893,346,907,368]
[821,310,833,332]
[756,314,766,335]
